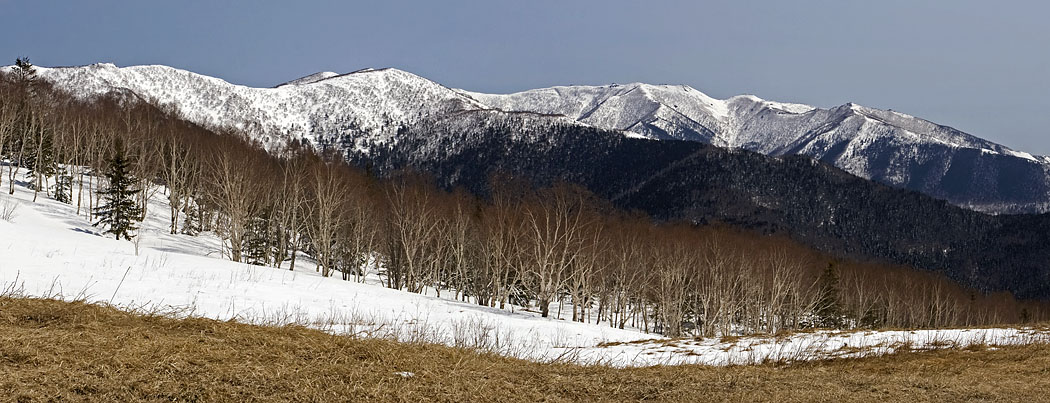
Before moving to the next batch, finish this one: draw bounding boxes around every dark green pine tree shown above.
[243,215,274,266]
[94,139,142,240]
[23,125,56,185]
[815,262,843,328]
[53,167,72,204]
[179,200,202,235]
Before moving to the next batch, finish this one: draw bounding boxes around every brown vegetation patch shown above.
[2,297,1050,402]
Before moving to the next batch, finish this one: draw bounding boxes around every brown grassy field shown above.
[1,297,1049,402]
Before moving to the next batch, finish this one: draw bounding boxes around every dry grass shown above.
[0,197,19,222]
[2,297,1050,402]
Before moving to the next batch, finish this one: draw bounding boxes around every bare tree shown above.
[274,143,308,270]
[478,181,525,308]
[0,76,19,191]
[8,58,36,195]
[304,155,352,277]
[381,173,441,292]
[157,116,200,234]
[206,135,268,262]
[339,170,381,282]
[520,183,595,318]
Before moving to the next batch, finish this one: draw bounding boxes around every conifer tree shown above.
[94,138,142,240]
[815,262,843,328]
[243,214,274,266]
[53,167,72,204]
[23,122,55,185]
[180,201,202,235]
[8,57,36,195]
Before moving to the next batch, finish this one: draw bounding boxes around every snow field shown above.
[0,179,654,362]
[1,178,1048,367]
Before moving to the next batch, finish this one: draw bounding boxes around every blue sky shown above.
[3,0,1049,154]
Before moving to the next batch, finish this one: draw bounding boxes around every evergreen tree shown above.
[23,124,55,185]
[243,214,274,266]
[8,57,36,196]
[859,302,886,329]
[180,201,202,235]
[53,167,72,204]
[815,262,843,328]
[12,57,37,144]
[12,57,57,203]
[94,139,142,240]
[14,57,34,77]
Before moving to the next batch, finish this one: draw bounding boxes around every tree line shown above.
[2,60,1047,337]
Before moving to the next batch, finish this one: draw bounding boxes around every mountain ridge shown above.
[24,62,1050,213]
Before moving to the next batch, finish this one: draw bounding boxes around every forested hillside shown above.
[367,111,1050,300]
[2,60,1048,341]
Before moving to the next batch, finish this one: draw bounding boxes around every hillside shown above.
[30,63,486,152]
[468,84,1050,213]
[28,63,1050,213]
[0,178,653,364]
[367,115,1050,299]
[7,61,1050,303]
[5,172,1045,366]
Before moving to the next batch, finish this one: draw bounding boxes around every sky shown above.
[3,0,1049,154]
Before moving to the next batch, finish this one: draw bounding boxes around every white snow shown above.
[274,71,341,87]
[0,178,649,362]
[22,62,1048,164]
[1005,149,1039,162]
[1,176,1048,367]
[577,327,1050,366]
[33,64,488,153]
[465,83,732,142]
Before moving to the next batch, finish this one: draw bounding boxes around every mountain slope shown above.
[0,171,662,365]
[7,159,1039,367]
[469,84,1050,213]
[32,63,1050,213]
[33,63,486,152]
[362,116,1050,299]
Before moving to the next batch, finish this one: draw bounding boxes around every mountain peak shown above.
[275,71,341,87]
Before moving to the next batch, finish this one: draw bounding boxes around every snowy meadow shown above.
[2,178,1048,367]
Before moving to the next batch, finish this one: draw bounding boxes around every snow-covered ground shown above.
[577,327,1050,366]
[1,178,1048,367]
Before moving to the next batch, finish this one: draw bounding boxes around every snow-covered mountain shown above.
[467,84,1050,213]
[29,63,1050,213]
[33,63,487,153]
